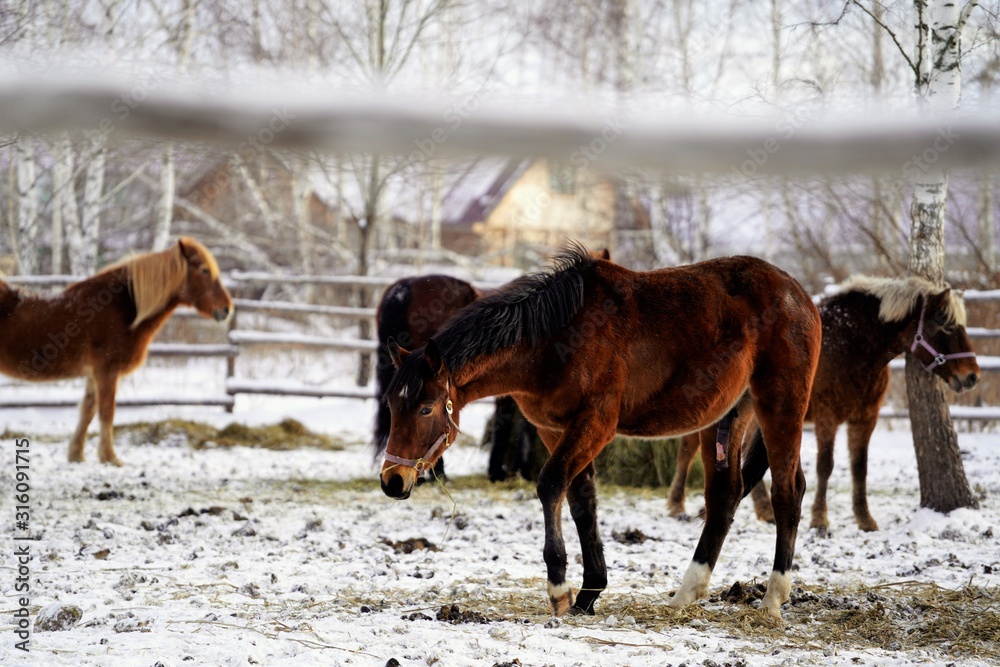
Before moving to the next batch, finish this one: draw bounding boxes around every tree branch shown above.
[851,0,918,77]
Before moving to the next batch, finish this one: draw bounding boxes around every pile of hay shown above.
[481,409,703,489]
[118,418,344,451]
[595,436,703,489]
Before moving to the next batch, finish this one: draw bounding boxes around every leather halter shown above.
[910,298,976,372]
[383,380,460,473]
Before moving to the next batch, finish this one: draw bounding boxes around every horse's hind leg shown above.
[667,433,699,517]
[847,416,879,532]
[566,462,607,615]
[95,372,122,466]
[754,400,808,620]
[668,429,743,610]
[67,377,97,463]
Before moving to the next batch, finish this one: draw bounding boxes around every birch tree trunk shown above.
[979,172,995,275]
[153,143,175,250]
[293,159,316,302]
[61,140,83,275]
[355,156,379,387]
[14,137,39,274]
[78,143,106,274]
[51,139,69,275]
[905,0,978,512]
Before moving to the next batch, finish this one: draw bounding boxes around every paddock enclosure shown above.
[3,18,1000,662]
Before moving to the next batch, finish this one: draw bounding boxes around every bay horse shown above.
[380,243,822,620]
[667,275,979,533]
[0,238,232,465]
[374,249,610,483]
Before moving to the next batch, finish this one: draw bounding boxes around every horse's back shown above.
[581,255,820,437]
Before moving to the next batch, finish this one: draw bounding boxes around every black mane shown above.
[386,242,598,410]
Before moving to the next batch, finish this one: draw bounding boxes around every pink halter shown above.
[910,298,976,372]
[383,381,460,473]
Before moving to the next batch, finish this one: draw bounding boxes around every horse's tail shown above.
[740,425,769,498]
[373,279,412,460]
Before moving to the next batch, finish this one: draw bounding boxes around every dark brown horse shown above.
[380,243,821,620]
[0,238,232,465]
[373,274,479,480]
[668,275,979,533]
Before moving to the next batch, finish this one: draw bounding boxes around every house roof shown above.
[440,158,530,225]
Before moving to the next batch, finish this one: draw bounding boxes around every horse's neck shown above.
[133,298,181,336]
[452,347,526,406]
[831,297,910,366]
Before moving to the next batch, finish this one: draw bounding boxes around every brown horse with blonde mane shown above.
[0,237,232,465]
[380,243,821,620]
[667,275,979,533]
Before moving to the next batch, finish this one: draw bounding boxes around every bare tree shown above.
[13,136,38,274]
[904,0,980,512]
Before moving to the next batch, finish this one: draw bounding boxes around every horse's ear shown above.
[387,337,410,368]
[424,339,445,377]
[929,288,952,311]
[599,248,611,261]
[177,238,197,264]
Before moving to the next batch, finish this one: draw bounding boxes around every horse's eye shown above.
[200,267,210,275]
[419,406,432,416]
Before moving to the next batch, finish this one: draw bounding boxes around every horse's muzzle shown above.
[213,306,232,322]
[950,371,979,394]
[381,473,411,500]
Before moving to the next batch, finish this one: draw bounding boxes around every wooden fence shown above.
[2,274,999,420]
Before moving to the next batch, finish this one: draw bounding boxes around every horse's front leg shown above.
[95,372,123,466]
[67,377,97,463]
[535,417,615,616]
[810,417,838,535]
[847,417,879,532]
[668,427,743,610]
[566,462,607,614]
[536,444,573,615]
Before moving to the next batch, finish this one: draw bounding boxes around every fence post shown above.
[225,309,238,413]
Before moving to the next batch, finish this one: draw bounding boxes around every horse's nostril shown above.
[382,473,405,498]
[968,373,980,388]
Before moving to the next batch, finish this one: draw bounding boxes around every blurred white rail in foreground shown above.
[0,76,998,175]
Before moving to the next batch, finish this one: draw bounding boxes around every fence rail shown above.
[2,273,1000,420]
[2,77,1000,176]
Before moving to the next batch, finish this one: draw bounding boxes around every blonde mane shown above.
[102,238,218,328]
[836,275,967,326]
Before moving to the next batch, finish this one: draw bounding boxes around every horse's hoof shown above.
[672,511,692,523]
[810,524,830,538]
[68,456,85,463]
[760,603,784,623]
[548,587,575,616]
[857,518,879,532]
[100,456,124,467]
[565,604,593,616]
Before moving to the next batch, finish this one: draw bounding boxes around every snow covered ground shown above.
[1,388,999,666]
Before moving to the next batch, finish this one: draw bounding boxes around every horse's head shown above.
[380,338,459,499]
[908,288,979,393]
[176,238,233,323]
